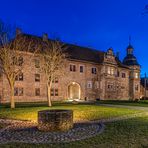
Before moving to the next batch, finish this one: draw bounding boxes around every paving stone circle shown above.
[0,119,103,144]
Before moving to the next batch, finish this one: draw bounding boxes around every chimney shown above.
[43,33,48,41]
[16,28,22,36]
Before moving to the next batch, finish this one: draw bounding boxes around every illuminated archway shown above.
[68,82,81,100]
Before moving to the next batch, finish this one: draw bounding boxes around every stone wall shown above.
[0,55,101,102]
[0,50,140,103]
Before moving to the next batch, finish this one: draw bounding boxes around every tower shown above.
[123,38,140,100]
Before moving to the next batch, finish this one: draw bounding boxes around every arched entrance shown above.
[68,82,81,100]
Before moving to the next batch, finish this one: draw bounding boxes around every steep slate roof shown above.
[123,54,139,66]
[65,44,105,63]
[19,33,105,64]
[115,57,130,69]
[18,33,129,68]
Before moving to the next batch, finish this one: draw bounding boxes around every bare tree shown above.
[40,39,67,107]
[0,20,39,108]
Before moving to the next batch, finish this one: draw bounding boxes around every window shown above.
[18,57,23,66]
[122,73,126,78]
[55,89,58,96]
[107,67,114,75]
[35,88,40,96]
[52,77,58,83]
[107,67,110,74]
[92,68,97,74]
[35,74,40,82]
[87,81,92,89]
[50,88,58,96]
[80,66,84,73]
[110,68,114,75]
[51,89,54,96]
[70,64,76,72]
[55,77,58,83]
[135,73,139,79]
[19,88,23,96]
[117,71,120,77]
[35,59,40,68]
[15,73,23,81]
[107,83,115,90]
[108,85,113,89]
[95,81,99,89]
[13,56,23,66]
[135,85,139,91]
[14,87,18,96]
[14,87,23,96]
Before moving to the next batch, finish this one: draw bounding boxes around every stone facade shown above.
[140,78,148,99]
[0,34,141,103]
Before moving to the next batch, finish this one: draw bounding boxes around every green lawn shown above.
[0,115,147,148]
[0,102,142,122]
[98,100,148,107]
[0,102,147,147]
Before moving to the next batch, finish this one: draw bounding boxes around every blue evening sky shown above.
[0,0,148,75]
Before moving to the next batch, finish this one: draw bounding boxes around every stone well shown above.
[38,109,73,132]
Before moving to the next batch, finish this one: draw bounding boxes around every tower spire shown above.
[129,35,131,45]
[127,36,133,55]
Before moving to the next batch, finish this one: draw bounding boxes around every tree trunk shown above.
[10,85,15,109]
[47,84,52,107]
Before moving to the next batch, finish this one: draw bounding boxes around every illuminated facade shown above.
[0,33,141,103]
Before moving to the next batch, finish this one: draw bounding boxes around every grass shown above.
[0,102,143,122]
[98,100,148,107]
[0,115,147,148]
[0,102,147,147]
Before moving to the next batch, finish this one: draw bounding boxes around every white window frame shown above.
[87,81,92,89]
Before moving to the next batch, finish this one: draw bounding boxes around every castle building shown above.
[0,32,141,103]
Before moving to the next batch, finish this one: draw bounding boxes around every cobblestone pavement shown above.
[0,119,104,144]
[0,112,147,144]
